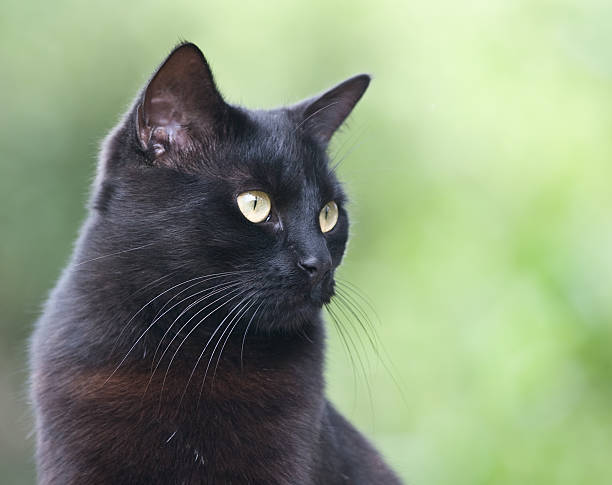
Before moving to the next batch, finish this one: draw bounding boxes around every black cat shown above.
[29,42,402,484]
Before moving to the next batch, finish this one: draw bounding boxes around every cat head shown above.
[93,43,369,332]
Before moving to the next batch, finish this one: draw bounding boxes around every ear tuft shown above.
[295,74,371,144]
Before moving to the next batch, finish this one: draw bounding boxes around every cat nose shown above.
[298,255,331,283]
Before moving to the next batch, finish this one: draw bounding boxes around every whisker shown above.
[329,125,359,166]
[293,101,340,133]
[150,279,213,323]
[328,299,375,422]
[110,271,246,361]
[74,242,155,266]
[240,300,265,370]
[150,270,251,322]
[148,285,244,394]
[106,275,246,386]
[330,124,369,172]
[104,270,180,347]
[125,271,180,303]
[160,288,251,408]
[210,298,257,385]
[334,290,379,355]
[149,280,243,368]
[335,288,391,377]
[329,299,373,386]
[140,282,244,401]
[336,279,381,325]
[325,303,359,394]
[329,122,368,171]
[329,295,376,422]
[200,295,255,385]
[174,291,254,410]
[336,280,411,411]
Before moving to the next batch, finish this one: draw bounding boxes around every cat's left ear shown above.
[136,43,227,159]
[293,74,371,145]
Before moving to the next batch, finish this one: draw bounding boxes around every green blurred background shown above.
[2,0,612,483]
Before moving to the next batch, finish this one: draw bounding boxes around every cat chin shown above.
[292,281,334,312]
[247,297,324,334]
[309,283,334,306]
[272,306,323,333]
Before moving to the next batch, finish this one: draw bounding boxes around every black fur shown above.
[29,43,402,484]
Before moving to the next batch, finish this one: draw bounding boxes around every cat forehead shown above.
[223,108,335,189]
[243,108,313,158]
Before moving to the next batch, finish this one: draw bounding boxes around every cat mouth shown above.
[250,273,335,322]
[296,275,334,309]
[309,279,334,306]
[278,286,332,310]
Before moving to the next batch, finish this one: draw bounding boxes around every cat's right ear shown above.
[136,43,226,160]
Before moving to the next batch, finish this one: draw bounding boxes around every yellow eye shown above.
[319,201,339,233]
[237,191,272,223]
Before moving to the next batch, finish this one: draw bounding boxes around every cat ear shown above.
[294,74,371,145]
[136,43,226,158]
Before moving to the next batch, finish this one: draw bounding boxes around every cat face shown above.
[95,43,369,332]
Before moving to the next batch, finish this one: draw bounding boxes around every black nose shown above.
[298,255,331,282]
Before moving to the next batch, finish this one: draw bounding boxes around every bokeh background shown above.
[2,0,612,483]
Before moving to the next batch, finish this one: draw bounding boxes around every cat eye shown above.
[319,201,339,233]
[237,191,272,223]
